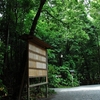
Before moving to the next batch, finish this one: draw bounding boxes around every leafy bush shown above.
[48,64,61,87]
[0,41,8,97]
[0,80,8,98]
[0,41,5,75]
[48,64,79,88]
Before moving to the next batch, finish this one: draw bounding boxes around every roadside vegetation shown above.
[0,0,100,99]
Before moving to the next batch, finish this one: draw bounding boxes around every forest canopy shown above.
[0,0,100,99]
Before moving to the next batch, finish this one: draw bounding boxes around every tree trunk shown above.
[29,0,46,35]
[14,0,46,100]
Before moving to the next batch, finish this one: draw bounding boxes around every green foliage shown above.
[0,0,100,99]
[0,41,8,97]
[0,80,8,97]
[48,64,79,87]
[48,64,61,87]
[0,41,5,75]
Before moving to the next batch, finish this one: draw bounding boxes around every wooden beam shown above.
[29,82,48,87]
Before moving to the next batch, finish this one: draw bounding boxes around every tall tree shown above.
[29,0,46,35]
[0,0,47,99]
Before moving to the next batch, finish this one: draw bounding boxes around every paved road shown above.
[45,84,100,100]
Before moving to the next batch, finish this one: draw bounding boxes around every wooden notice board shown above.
[28,42,47,78]
[20,34,51,99]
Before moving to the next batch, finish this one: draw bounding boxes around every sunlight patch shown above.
[0,14,2,17]
[59,85,100,92]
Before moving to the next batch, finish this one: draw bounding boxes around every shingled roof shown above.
[20,34,51,49]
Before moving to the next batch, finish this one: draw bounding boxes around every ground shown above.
[41,84,100,100]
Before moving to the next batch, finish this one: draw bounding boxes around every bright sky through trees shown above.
[84,0,94,21]
[0,14,2,17]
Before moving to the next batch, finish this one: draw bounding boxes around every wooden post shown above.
[18,61,27,100]
[27,86,30,100]
[46,50,48,98]
[45,84,48,98]
[27,42,30,100]
[20,35,51,100]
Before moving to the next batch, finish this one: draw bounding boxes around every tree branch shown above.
[43,10,69,28]
[29,0,46,35]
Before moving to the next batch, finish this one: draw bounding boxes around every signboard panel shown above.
[28,42,47,77]
[29,60,46,69]
[20,35,51,100]
[29,43,46,56]
[29,52,46,62]
[29,69,47,77]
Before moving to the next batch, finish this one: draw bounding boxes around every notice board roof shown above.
[20,34,51,49]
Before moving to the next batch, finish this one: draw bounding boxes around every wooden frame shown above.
[28,42,48,81]
[20,34,51,100]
